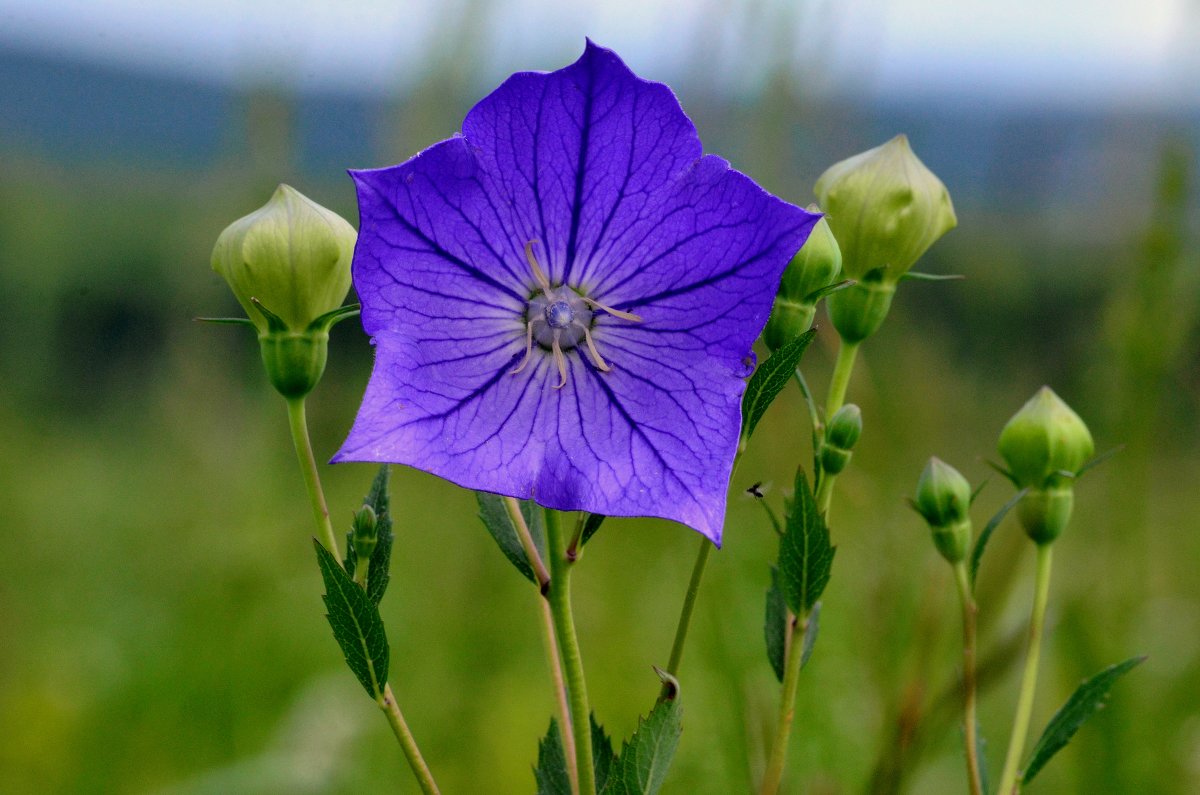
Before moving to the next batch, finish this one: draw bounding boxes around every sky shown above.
[0,0,1196,108]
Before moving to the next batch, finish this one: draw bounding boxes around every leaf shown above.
[534,718,572,795]
[1075,445,1124,479]
[313,539,390,699]
[765,567,787,682]
[581,513,607,547]
[777,467,835,615]
[592,713,616,792]
[969,478,989,505]
[365,466,395,606]
[799,601,821,670]
[802,278,855,303]
[741,328,817,443]
[602,693,684,795]
[1022,656,1146,784]
[968,487,1028,589]
[899,271,965,282]
[476,492,546,584]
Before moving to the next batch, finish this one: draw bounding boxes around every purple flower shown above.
[334,42,817,544]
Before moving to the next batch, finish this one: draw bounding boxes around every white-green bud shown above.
[353,504,379,564]
[913,457,972,563]
[764,211,841,351]
[820,403,862,476]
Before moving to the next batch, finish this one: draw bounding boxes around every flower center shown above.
[511,240,643,389]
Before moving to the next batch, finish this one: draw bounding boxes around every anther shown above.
[525,240,552,292]
[551,333,568,389]
[581,295,642,323]
[576,322,612,371]
[511,321,534,375]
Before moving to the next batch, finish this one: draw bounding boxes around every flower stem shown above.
[953,561,984,795]
[544,508,596,795]
[996,543,1054,795]
[284,397,439,794]
[379,684,442,795]
[663,537,714,683]
[825,338,860,418]
[285,397,341,560]
[759,609,812,795]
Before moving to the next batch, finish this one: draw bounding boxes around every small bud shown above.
[819,404,862,476]
[212,184,356,334]
[352,504,378,563]
[825,272,895,344]
[998,387,1095,490]
[814,135,956,282]
[210,185,357,398]
[764,212,841,351]
[913,457,972,563]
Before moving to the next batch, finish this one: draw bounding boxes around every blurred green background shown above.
[1,1,1198,792]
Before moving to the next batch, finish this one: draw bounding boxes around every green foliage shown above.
[313,540,390,699]
[1022,656,1146,784]
[799,602,821,671]
[969,487,1027,589]
[534,715,614,795]
[581,513,607,547]
[778,467,835,615]
[601,692,683,795]
[741,328,817,442]
[476,492,547,584]
[765,566,787,682]
[344,464,395,606]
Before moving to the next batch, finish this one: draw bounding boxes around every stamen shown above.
[511,320,534,374]
[581,296,642,323]
[524,240,552,292]
[575,321,612,371]
[551,332,568,389]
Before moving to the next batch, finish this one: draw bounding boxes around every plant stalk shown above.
[285,397,341,559]
[996,543,1054,795]
[953,561,984,795]
[379,684,442,795]
[545,508,596,795]
[759,610,812,795]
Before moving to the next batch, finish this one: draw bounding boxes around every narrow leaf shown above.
[899,271,965,282]
[969,487,1027,589]
[194,316,256,326]
[741,328,817,442]
[602,693,684,795]
[765,567,787,682]
[365,465,394,607]
[777,467,835,614]
[802,278,855,303]
[313,540,390,699]
[1075,445,1124,479]
[476,492,546,584]
[592,713,616,793]
[969,478,989,505]
[1022,656,1146,784]
[581,513,607,547]
[799,601,821,670]
[534,718,572,795]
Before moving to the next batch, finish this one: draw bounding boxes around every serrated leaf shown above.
[1022,656,1145,784]
[765,567,787,682]
[592,713,615,792]
[476,492,546,584]
[366,465,394,605]
[968,487,1027,589]
[313,539,389,699]
[581,513,607,547]
[799,601,820,670]
[602,696,683,795]
[778,467,835,615]
[534,718,572,795]
[741,328,817,443]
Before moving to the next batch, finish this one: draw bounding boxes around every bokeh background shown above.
[2,0,1198,792]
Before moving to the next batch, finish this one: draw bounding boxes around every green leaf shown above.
[476,492,546,584]
[777,467,835,615]
[802,278,855,304]
[1022,656,1145,784]
[968,487,1027,589]
[534,718,572,795]
[799,601,821,670]
[581,513,607,547]
[765,567,787,682]
[741,328,817,443]
[592,713,616,792]
[899,271,965,282]
[313,539,390,699]
[1075,445,1124,479]
[345,465,395,604]
[602,692,684,795]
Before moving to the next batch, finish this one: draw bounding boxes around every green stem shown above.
[825,338,860,418]
[545,508,596,795]
[379,684,442,795]
[759,610,811,795]
[953,562,984,795]
[997,543,1054,795]
[540,597,579,793]
[663,538,714,682]
[285,397,341,561]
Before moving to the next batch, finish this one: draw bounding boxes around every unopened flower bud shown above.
[764,212,841,351]
[998,387,1094,545]
[820,404,862,475]
[210,184,357,398]
[998,387,1094,490]
[352,504,378,563]
[826,272,895,344]
[913,457,972,563]
[814,135,956,282]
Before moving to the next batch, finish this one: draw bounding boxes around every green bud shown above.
[814,135,956,282]
[210,185,358,398]
[1016,486,1074,546]
[826,270,895,343]
[352,504,378,563]
[212,184,356,334]
[913,457,972,563]
[998,387,1095,490]
[764,212,841,351]
[819,404,862,476]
